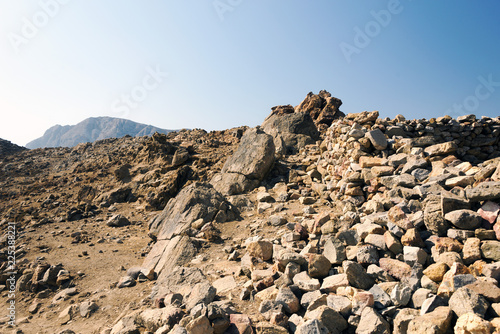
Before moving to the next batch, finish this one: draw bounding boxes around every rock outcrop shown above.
[211,127,275,195]
[295,90,345,130]
[145,182,238,280]
[262,106,320,155]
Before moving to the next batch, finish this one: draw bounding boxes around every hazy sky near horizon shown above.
[1,1,499,146]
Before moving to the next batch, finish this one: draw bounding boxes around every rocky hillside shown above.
[0,138,26,157]
[26,117,175,149]
[3,91,500,334]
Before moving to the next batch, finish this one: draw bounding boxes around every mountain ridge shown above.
[26,116,175,149]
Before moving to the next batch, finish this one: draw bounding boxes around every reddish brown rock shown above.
[379,258,412,281]
[478,201,500,225]
[435,237,463,254]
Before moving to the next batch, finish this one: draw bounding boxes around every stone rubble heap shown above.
[107,96,500,334]
[5,91,500,334]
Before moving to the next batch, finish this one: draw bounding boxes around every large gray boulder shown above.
[144,182,238,279]
[261,108,319,155]
[148,182,237,240]
[211,127,275,195]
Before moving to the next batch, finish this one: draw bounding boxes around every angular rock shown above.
[213,276,237,294]
[186,282,216,311]
[343,261,375,290]
[117,276,136,288]
[448,287,489,318]
[390,284,412,307]
[365,233,387,250]
[356,307,390,334]
[423,262,449,282]
[356,245,379,265]
[212,127,275,195]
[401,228,425,248]
[403,246,427,266]
[305,305,348,334]
[463,237,481,265]
[444,175,475,188]
[323,238,346,265]
[379,258,412,281]
[420,295,448,315]
[407,306,452,334]
[393,308,419,334]
[424,196,450,237]
[467,182,500,202]
[186,315,214,334]
[146,183,237,280]
[295,319,329,334]
[454,313,492,334]
[444,209,483,230]
[465,280,500,303]
[300,291,323,309]
[107,214,130,227]
[247,241,273,261]
[359,156,387,168]
[441,193,471,215]
[228,314,254,334]
[320,274,349,293]
[424,141,457,157]
[254,322,288,333]
[262,109,319,154]
[275,286,300,314]
[58,305,76,325]
[80,301,98,318]
[384,231,403,254]
[366,129,387,151]
[481,240,500,261]
[326,295,352,318]
[307,254,331,279]
[137,306,185,332]
[478,201,500,225]
[293,272,321,292]
[369,284,392,309]
[411,288,432,308]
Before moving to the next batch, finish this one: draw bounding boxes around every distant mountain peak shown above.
[26,117,174,149]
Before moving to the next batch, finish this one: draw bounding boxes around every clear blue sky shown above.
[1,0,499,146]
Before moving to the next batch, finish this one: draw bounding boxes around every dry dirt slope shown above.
[0,128,243,333]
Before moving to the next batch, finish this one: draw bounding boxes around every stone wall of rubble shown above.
[319,111,500,208]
